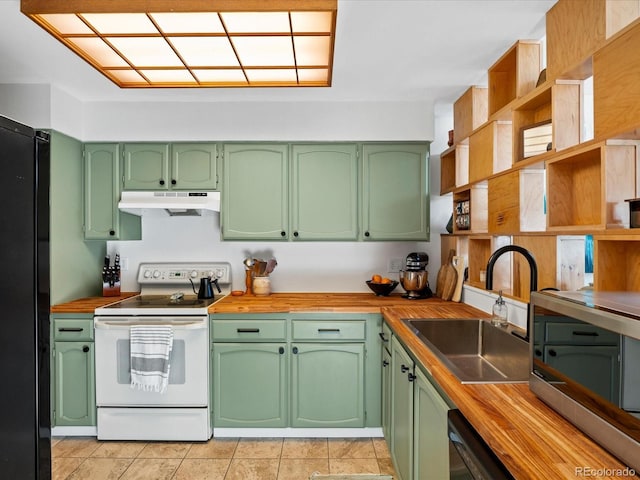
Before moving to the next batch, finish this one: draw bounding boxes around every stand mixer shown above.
[399,252,433,299]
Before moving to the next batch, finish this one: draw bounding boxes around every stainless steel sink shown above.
[402,318,529,383]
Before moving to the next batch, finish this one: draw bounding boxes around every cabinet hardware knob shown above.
[82,345,90,353]
[171,179,177,185]
[279,347,285,354]
[378,332,389,342]
[280,231,286,237]
[364,231,370,237]
[534,349,542,357]
[408,373,416,382]
[109,230,115,236]
[549,349,557,357]
[292,346,299,354]
[383,360,389,367]
[159,179,165,185]
[401,364,410,373]
[294,231,299,237]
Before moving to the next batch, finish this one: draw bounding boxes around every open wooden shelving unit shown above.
[440,0,640,302]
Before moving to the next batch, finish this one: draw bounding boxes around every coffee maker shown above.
[399,252,433,299]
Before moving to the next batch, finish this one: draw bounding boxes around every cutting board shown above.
[440,249,457,300]
[451,256,465,302]
[435,249,453,298]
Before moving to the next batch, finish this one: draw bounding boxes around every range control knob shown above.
[153,270,161,279]
[214,268,225,278]
[190,270,199,278]
[143,270,152,278]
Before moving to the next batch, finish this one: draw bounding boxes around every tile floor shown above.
[52,436,396,480]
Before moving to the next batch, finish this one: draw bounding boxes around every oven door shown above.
[94,316,208,407]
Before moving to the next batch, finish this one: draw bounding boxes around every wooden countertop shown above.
[50,292,633,477]
[210,292,442,313]
[50,292,139,313]
[383,306,634,479]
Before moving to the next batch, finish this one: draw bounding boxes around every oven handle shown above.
[94,318,207,330]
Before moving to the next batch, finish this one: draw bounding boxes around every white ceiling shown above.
[0,0,555,112]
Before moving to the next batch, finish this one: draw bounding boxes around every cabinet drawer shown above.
[212,320,286,341]
[292,321,365,341]
[53,319,94,341]
[545,322,619,345]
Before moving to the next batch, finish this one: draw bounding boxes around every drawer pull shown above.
[382,360,389,367]
[58,327,84,332]
[572,330,599,337]
[378,332,389,343]
[237,328,260,333]
[82,345,90,353]
[318,328,340,333]
[401,364,410,373]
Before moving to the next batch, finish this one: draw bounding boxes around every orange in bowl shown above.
[371,274,382,283]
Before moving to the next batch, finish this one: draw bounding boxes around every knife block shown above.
[103,281,121,297]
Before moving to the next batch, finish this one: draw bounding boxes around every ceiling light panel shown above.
[21,0,337,88]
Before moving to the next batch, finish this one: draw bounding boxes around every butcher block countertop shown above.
[50,292,633,478]
[50,292,138,313]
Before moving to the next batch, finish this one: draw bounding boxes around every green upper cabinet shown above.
[84,143,140,240]
[221,143,289,240]
[291,144,359,240]
[171,143,218,190]
[123,143,218,191]
[123,143,171,190]
[362,143,430,241]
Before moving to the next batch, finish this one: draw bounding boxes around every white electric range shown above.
[93,262,231,441]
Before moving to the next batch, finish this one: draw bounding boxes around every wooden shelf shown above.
[468,235,512,292]
[513,235,557,301]
[488,40,541,117]
[512,80,581,163]
[546,141,636,230]
[594,234,640,290]
[439,143,469,194]
[546,0,639,81]
[594,19,640,141]
[468,120,512,183]
[488,168,545,234]
[454,86,488,144]
[453,185,487,234]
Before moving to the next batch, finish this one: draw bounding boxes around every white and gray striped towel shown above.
[130,325,174,393]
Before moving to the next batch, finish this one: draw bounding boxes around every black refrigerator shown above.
[0,115,51,479]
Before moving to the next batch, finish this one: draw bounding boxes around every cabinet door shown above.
[84,143,120,239]
[545,345,620,404]
[123,143,171,190]
[382,345,392,442]
[413,368,450,480]
[291,144,359,240]
[172,143,218,190]
[212,343,287,427]
[53,342,95,426]
[222,144,288,240]
[291,343,364,427]
[362,144,429,240]
[391,336,414,480]
[84,144,141,240]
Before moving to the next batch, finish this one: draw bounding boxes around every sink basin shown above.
[402,318,529,383]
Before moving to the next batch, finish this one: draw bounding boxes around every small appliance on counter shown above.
[399,252,432,299]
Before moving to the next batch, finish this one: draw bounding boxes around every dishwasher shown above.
[448,409,514,480]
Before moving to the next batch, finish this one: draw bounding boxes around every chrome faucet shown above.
[485,245,538,342]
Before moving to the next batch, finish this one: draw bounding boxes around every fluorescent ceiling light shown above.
[21,0,337,88]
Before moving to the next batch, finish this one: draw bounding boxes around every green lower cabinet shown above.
[212,343,287,427]
[53,341,96,426]
[391,336,414,480]
[389,333,453,480]
[413,368,451,480]
[381,345,392,441]
[291,343,365,427]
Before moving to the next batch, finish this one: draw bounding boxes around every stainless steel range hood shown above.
[118,191,220,217]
